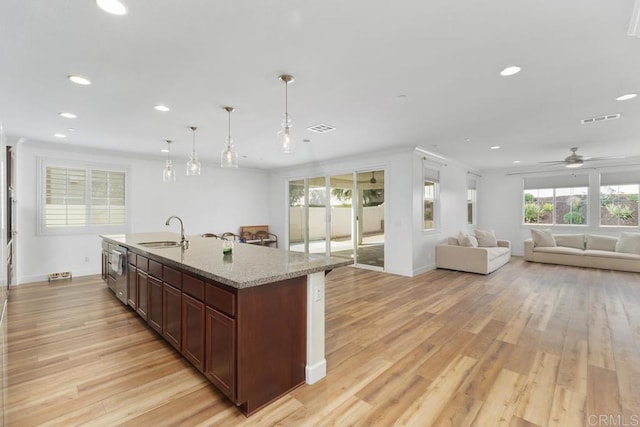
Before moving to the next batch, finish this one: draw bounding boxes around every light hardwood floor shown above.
[4,258,640,426]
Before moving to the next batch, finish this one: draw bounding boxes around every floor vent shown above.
[581,113,621,124]
[307,123,336,134]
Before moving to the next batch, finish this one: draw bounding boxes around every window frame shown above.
[522,186,589,227]
[467,178,477,226]
[37,158,129,236]
[423,163,440,232]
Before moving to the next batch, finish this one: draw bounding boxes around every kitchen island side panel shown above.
[236,276,306,415]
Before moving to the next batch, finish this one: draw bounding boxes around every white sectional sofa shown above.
[436,237,511,275]
[524,232,640,273]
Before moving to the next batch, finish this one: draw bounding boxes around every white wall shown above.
[478,165,640,256]
[16,141,269,284]
[412,153,474,275]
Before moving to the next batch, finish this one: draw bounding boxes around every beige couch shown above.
[436,237,511,274]
[524,233,640,273]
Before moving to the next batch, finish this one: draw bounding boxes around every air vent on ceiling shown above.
[307,123,336,134]
[581,113,621,124]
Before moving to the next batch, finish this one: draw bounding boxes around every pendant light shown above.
[221,106,238,168]
[186,126,201,176]
[277,74,295,154]
[370,172,377,184]
[162,140,176,182]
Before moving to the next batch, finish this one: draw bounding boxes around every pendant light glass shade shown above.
[162,140,176,182]
[221,107,238,168]
[186,126,201,176]
[277,74,295,154]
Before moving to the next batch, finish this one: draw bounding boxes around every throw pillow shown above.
[457,232,478,248]
[615,232,640,255]
[530,229,556,248]
[475,229,497,247]
[586,234,618,252]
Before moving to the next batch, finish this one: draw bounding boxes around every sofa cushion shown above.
[615,232,640,255]
[554,234,585,250]
[458,232,478,247]
[475,229,497,247]
[533,246,585,256]
[530,229,556,247]
[485,246,510,261]
[585,249,640,261]
[586,235,618,252]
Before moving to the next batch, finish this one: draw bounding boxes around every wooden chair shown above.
[240,230,255,243]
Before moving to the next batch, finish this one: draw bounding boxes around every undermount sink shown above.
[138,241,181,249]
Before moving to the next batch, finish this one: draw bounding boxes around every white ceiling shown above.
[2,0,640,171]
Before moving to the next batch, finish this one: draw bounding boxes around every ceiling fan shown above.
[540,147,625,169]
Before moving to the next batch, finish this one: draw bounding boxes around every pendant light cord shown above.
[228,110,232,145]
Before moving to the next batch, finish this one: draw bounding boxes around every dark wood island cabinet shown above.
[101,232,349,416]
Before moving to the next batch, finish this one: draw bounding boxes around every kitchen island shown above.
[101,232,351,415]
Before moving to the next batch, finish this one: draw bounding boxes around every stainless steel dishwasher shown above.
[108,245,128,305]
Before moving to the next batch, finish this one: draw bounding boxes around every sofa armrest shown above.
[497,240,510,249]
[523,239,534,261]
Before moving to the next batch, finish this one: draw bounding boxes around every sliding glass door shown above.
[288,169,385,271]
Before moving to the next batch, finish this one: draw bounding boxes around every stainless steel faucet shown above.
[165,215,189,248]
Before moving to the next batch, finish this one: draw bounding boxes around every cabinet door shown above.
[162,283,181,351]
[148,275,163,333]
[127,265,137,309]
[205,307,236,399]
[182,293,205,372]
[137,270,148,320]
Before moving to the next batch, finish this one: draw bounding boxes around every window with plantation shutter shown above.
[39,159,128,234]
[45,167,87,227]
[91,170,126,225]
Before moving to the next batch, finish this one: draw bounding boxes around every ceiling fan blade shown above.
[539,160,567,164]
[585,155,626,161]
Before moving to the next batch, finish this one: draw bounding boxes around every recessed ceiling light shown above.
[154,105,170,112]
[54,133,67,138]
[68,75,91,85]
[500,66,521,77]
[490,145,501,150]
[59,112,77,119]
[616,93,637,101]
[513,160,521,164]
[465,138,471,142]
[96,0,127,15]
[67,128,76,132]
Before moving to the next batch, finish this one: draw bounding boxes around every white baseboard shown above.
[306,359,327,384]
[17,270,100,286]
[413,263,436,276]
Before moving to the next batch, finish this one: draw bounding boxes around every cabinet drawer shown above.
[149,259,163,279]
[128,252,137,266]
[137,255,149,273]
[183,274,204,301]
[205,283,236,318]
[163,266,182,289]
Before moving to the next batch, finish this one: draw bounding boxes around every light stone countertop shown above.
[101,232,352,289]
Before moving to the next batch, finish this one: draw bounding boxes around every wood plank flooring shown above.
[3,258,640,426]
